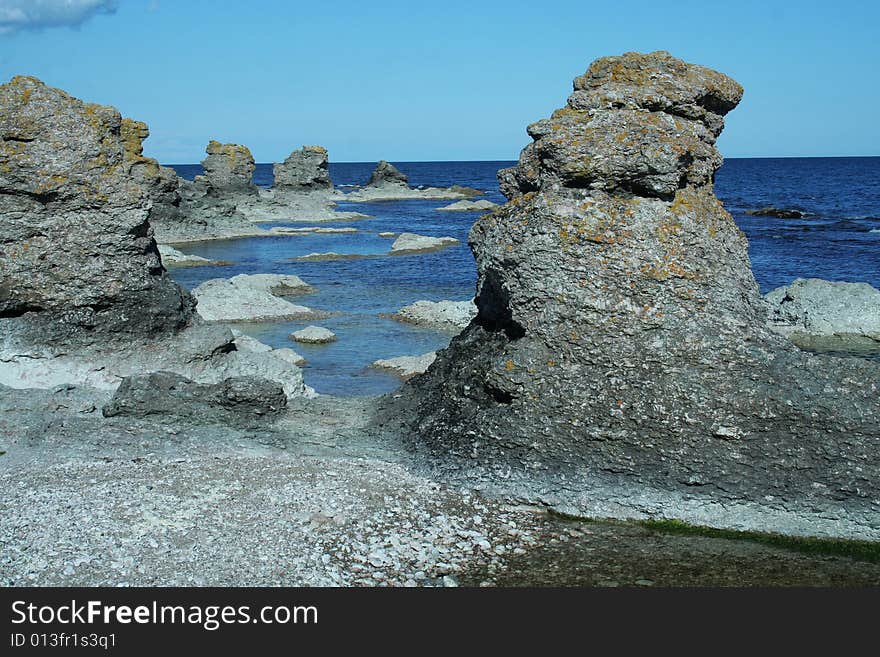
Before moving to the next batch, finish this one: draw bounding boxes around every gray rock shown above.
[747,207,807,219]
[202,140,257,195]
[766,278,880,347]
[0,75,196,351]
[102,371,287,427]
[0,323,310,399]
[158,244,226,267]
[389,233,459,255]
[270,347,306,367]
[367,160,408,187]
[437,200,499,212]
[192,274,316,322]
[385,51,880,538]
[371,352,437,379]
[273,146,333,192]
[290,326,336,344]
[391,300,476,331]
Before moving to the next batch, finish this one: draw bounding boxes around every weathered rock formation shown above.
[156,140,264,242]
[201,140,257,195]
[344,162,482,202]
[766,278,880,349]
[367,160,409,188]
[273,145,333,193]
[0,77,309,402]
[387,52,880,539]
[0,75,195,350]
[102,371,287,428]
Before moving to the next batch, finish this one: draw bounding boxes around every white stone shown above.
[290,326,336,344]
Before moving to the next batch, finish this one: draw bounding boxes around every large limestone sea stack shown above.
[0,75,195,349]
[0,76,307,401]
[389,52,880,538]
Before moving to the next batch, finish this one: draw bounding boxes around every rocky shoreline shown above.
[2,54,879,587]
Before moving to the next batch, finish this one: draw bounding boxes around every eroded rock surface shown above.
[273,145,333,193]
[102,371,287,428]
[385,51,880,539]
[0,78,309,402]
[367,160,409,188]
[0,75,195,350]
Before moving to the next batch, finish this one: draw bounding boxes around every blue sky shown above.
[1,0,878,163]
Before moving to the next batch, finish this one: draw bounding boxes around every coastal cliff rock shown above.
[0,77,310,402]
[273,145,333,193]
[386,52,880,538]
[367,160,409,188]
[0,75,195,349]
[155,140,264,242]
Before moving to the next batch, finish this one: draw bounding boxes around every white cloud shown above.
[0,0,119,35]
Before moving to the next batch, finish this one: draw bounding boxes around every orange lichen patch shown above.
[120,119,148,157]
[640,258,698,281]
[505,360,515,372]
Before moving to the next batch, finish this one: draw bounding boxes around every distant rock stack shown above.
[388,52,880,537]
[273,145,333,193]
[367,160,408,188]
[121,118,186,227]
[0,75,195,350]
[201,140,258,195]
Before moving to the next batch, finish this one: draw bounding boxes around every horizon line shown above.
[161,154,880,166]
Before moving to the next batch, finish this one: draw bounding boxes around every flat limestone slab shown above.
[193,274,317,322]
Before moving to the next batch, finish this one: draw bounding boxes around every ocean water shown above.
[167,157,880,396]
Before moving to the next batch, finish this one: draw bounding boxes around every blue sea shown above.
[167,157,880,396]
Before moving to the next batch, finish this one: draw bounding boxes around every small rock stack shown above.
[273,145,333,193]
[201,140,258,195]
[390,52,880,534]
[367,160,409,188]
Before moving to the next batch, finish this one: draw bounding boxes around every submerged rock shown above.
[747,207,807,219]
[436,199,499,212]
[192,274,316,322]
[371,352,437,379]
[390,299,477,331]
[385,51,880,539]
[290,326,336,344]
[102,371,287,427]
[0,75,196,350]
[389,233,459,254]
[766,278,880,348]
